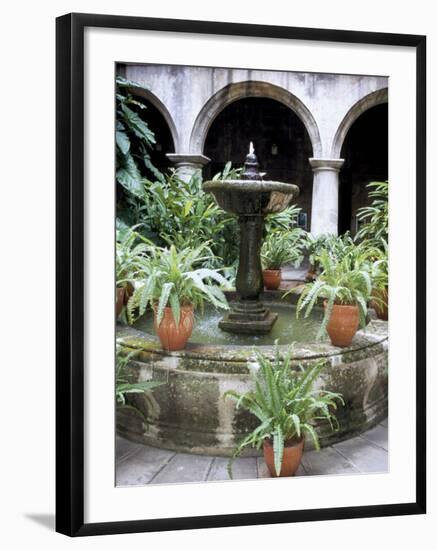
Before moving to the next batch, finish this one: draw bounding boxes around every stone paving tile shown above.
[116,418,389,484]
[360,424,388,451]
[116,445,176,486]
[380,418,388,428]
[207,456,258,481]
[115,435,142,462]
[333,436,388,473]
[257,456,306,478]
[281,264,308,282]
[301,447,360,476]
[151,453,213,485]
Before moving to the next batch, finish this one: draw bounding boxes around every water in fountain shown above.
[134,303,324,346]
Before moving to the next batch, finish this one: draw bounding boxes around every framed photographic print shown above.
[56,13,426,537]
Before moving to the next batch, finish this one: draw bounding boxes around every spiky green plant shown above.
[355,181,388,249]
[224,344,344,477]
[126,243,231,325]
[116,225,152,289]
[287,249,373,339]
[261,229,305,270]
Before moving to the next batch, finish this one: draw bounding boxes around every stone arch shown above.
[189,81,322,157]
[331,88,388,158]
[128,87,180,152]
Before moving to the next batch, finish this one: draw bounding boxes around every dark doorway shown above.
[203,97,314,228]
[339,103,388,235]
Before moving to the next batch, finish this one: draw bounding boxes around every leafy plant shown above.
[116,346,164,423]
[126,243,231,325]
[370,240,388,291]
[140,170,235,264]
[288,249,372,339]
[261,229,305,270]
[116,225,151,289]
[211,160,243,182]
[355,181,388,249]
[225,344,344,477]
[265,204,301,234]
[116,76,162,198]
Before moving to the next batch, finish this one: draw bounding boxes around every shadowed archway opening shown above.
[203,97,314,228]
[339,103,388,235]
[134,97,175,175]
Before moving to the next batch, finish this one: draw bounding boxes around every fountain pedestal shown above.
[219,215,277,334]
[203,143,299,335]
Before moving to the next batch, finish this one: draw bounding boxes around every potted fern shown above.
[261,229,304,290]
[225,344,343,477]
[288,249,372,347]
[127,243,230,350]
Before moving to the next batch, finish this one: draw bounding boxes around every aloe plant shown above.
[261,229,305,270]
[225,344,344,477]
[287,249,373,339]
[126,243,231,325]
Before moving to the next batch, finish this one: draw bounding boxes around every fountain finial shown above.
[243,141,260,180]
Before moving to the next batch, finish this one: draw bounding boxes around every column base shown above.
[219,301,278,334]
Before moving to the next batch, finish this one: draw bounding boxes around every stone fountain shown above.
[203,143,299,334]
[118,144,388,455]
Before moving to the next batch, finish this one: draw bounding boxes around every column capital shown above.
[309,158,344,173]
[166,153,210,168]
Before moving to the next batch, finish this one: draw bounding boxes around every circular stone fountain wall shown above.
[116,301,388,456]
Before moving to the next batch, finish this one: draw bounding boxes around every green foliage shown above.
[116,225,151,288]
[289,249,373,339]
[225,343,344,477]
[138,170,237,267]
[355,181,388,249]
[212,160,243,181]
[126,243,231,325]
[265,204,301,234]
[261,228,305,270]
[116,346,164,425]
[115,76,161,197]
[369,239,388,312]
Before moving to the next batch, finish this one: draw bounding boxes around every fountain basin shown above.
[202,180,299,215]
[116,297,388,456]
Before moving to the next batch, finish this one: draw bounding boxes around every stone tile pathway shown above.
[116,420,388,486]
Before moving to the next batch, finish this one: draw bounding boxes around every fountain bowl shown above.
[202,179,299,216]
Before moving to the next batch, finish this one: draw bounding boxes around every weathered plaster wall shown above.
[123,64,388,158]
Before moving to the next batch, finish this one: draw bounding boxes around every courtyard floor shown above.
[116,418,388,486]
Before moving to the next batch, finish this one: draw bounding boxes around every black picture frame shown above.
[56,12,426,537]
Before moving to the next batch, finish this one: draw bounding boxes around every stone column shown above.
[309,158,344,236]
[166,153,210,182]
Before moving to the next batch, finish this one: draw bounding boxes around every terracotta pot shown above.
[371,287,388,321]
[325,302,360,347]
[263,438,304,477]
[263,269,281,290]
[153,304,194,351]
[116,287,125,318]
[123,281,135,305]
[306,264,317,282]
